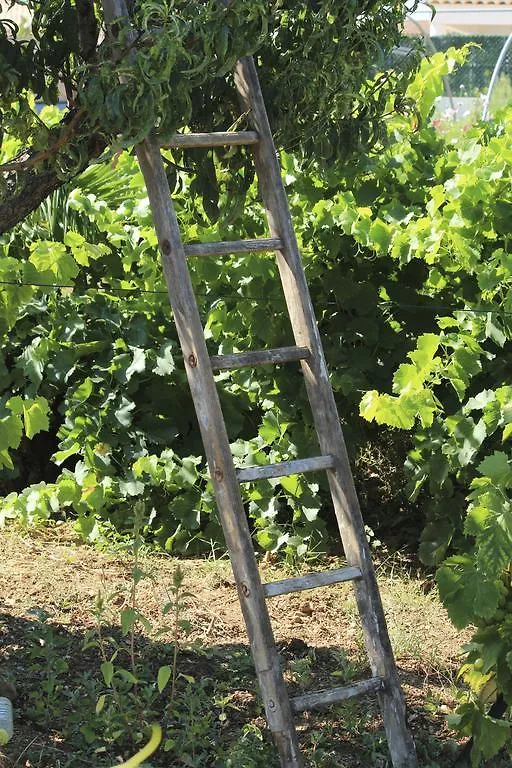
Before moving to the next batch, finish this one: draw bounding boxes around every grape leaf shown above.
[437,557,501,628]
[126,347,146,381]
[476,505,512,578]
[472,714,510,764]
[477,451,512,486]
[114,397,135,427]
[0,413,23,469]
[23,397,49,439]
[153,341,175,376]
[419,519,453,566]
[29,240,79,283]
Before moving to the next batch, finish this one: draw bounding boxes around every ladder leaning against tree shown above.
[101,2,419,766]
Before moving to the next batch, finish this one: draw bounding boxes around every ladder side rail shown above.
[100,4,301,765]
[234,56,418,768]
[136,132,303,768]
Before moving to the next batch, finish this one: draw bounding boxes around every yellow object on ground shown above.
[112,724,162,767]
[0,728,10,746]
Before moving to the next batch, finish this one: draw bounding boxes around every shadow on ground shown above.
[0,610,478,768]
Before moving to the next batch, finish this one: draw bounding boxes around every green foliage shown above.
[86,510,194,761]
[1,0,418,199]
[1,81,439,554]
[356,52,512,763]
[435,35,512,97]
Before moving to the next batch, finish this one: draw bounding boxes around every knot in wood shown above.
[268,699,276,710]
[161,239,171,256]
[187,353,197,368]
[241,582,250,597]
[214,466,224,482]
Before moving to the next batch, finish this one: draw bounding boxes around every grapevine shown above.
[356,51,512,765]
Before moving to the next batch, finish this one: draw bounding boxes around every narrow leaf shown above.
[157,665,172,693]
[101,661,114,686]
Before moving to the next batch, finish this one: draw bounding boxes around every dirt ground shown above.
[0,524,499,767]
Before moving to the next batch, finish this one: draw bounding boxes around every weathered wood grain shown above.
[210,345,309,371]
[237,454,335,483]
[161,131,259,148]
[290,677,384,713]
[263,566,361,598]
[184,237,282,257]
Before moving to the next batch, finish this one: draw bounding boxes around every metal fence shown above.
[434,35,512,98]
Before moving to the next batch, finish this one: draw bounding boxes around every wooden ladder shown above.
[102,6,418,765]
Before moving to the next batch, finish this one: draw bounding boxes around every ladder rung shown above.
[237,454,336,483]
[211,346,309,372]
[184,238,282,258]
[290,677,384,713]
[162,131,259,149]
[262,566,362,598]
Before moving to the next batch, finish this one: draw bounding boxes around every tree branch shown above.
[0,109,87,173]
[0,0,104,234]
[76,0,99,61]
[0,130,108,235]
